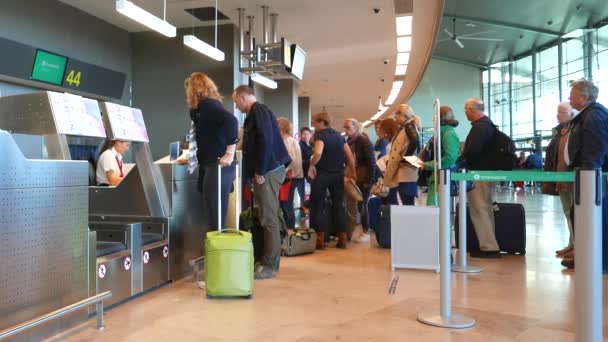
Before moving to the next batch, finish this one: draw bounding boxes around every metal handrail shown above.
[0,291,112,340]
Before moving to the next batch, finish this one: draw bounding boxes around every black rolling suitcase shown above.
[455,202,526,255]
[375,205,391,248]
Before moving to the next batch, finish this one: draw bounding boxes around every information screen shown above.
[290,45,306,80]
[48,92,106,138]
[104,102,149,142]
[31,50,68,85]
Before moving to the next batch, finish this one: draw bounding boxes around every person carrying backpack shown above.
[457,98,516,258]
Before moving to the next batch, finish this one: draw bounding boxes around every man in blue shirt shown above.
[233,85,291,279]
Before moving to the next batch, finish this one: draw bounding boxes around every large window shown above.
[593,25,608,105]
[562,38,585,94]
[489,65,509,132]
[536,46,560,132]
[512,56,534,139]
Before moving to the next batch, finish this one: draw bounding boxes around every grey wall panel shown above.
[0,0,132,103]
[131,25,238,159]
[264,79,299,131]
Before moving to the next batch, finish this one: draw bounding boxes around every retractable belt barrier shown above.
[417,169,603,342]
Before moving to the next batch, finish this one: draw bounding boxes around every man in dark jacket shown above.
[233,85,291,279]
[343,118,376,243]
[562,79,608,270]
[460,98,501,258]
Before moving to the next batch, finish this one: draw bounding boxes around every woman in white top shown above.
[277,118,303,229]
[96,139,130,186]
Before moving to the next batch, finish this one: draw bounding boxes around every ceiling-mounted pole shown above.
[214,0,218,48]
[247,15,255,68]
[163,0,166,21]
[262,5,269,45]
[270,13,278,44]
[238,8,245,54]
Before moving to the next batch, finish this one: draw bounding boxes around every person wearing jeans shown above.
[233,85,291,280]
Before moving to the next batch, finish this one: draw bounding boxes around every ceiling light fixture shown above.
[116,0,176,38]
[397,36,412,52]
[396,16,412,36]
[251,73,277,89]
[395,65,408,76]
[392,81,403,89]
[183,0,225,61]
[385,88,401,105]
[184,35,225,61]
[396,52,410,65]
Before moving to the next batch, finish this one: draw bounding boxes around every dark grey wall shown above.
[0,0,132,102]
[263,79,299,131]
[131,25,238,159]
[298,96,311,130]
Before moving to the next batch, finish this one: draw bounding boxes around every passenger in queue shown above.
[343,118,376,243]
[384,104,420,205]
[544,102,576,261]
[185,72,238,233]
[96,139,130,186]
[299,127,314,202]
[562,79,608,270]
[308,112,356,249]
[374,120,389,159]
[277,117,303,230]
[460,98,501,258]
[416,106,460,206]
[233,85,291,280]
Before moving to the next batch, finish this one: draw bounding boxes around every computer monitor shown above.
[170,141,180,161]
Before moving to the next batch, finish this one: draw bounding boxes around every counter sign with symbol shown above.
[124,257,131,271]
[163,246,169,258]
[98,264,106,279]
[143,251,150,264]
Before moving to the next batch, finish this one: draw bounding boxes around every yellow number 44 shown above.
[65,70,81,87]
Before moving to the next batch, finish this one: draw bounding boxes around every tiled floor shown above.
[49,187,608,341]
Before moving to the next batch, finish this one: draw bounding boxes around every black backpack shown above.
[489,126,517,170]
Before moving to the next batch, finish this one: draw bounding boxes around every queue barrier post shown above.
[417,169,476,329]
[574,169,603,342]
[452,173,482,274]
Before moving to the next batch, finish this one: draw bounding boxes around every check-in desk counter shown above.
[0,131,89,341]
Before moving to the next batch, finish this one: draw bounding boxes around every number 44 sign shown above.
[65,70,81,87]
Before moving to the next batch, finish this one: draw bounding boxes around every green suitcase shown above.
[205,163,254,298]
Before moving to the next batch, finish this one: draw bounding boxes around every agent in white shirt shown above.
[96,140,130,186]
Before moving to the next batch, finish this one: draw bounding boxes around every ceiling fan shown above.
[439,18,504,48]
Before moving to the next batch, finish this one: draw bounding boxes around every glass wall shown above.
[536,45,560,132]
[481,21,608,144]
[512,56,534,138]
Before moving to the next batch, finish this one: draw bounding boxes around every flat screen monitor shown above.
[170,142,180,161]
[289,44,306,80]
[48,92,106,138]
[31,50,68,86]
[104,102,150,142]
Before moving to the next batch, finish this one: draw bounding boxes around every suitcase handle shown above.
[217,159,240,232]
[217,229,245,235]
[294,229,312,240]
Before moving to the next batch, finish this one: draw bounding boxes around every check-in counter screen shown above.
[48,91,106,138]
[104,102,149,142]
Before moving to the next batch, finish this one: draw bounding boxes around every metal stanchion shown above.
[418,169,476,329]
[452,175,482,274]
[574,169,603,342]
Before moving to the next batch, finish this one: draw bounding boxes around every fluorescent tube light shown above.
[372,106,389,120]
[395,65,408,76]
[362,120,372,127]
[396,16,412,36]
[116,0,176,38]
[397,36,412,52]
[392,81,403,89]
[251,73,277,89]
[183,35,225,61]
[396,52,410,65]
[385,88,400,105]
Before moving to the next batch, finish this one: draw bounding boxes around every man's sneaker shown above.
[353,232,371,243]
[254,264,275,280]
[469,249,502,259]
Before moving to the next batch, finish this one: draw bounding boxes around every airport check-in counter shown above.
[0,116,89,339]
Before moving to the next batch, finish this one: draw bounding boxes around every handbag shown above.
[344,178,363,201]
[417,139,434,187]
[371,178,390,198]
